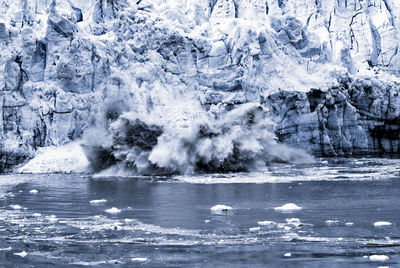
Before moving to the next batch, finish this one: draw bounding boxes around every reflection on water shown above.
[0,158,399,267]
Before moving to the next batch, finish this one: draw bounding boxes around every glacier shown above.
[0,0,399,173]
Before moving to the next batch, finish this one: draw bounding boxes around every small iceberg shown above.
[29,189,38,194]
[90,199,107,204]
[131,257,148,262]
[210,205,232,213]
[369,255,389,262]
[274,203,302,212]
[14,251,27,257]
[374,221,392,227]
[284,253,291,257]
[10,205,22,210]
[105,207,121,214]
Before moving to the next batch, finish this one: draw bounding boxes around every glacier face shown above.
[0,0,400,173]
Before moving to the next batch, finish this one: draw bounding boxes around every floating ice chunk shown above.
[131,257,148,262]
[124,219,133,223]
[374,221,392,227]
[204,220,210,223]
[325,220,339,225]
[32,213,42,217]
[210,205,232,213]
[14,251,27,257]
[29,189,38,194]
[345,222,354,226]
[249,227,261,232]
[105,207,121,214]
[274,203,302,211]
[90,199,107,204]
[258,221,275,226]
[10,205,22,210]
[286,218,302,227]
[369,255,389,261]
[46,215,58,223]
[284,253,291,257]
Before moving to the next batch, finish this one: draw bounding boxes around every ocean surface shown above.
[1,158,400,267]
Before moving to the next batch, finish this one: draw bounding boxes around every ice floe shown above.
[257,221,275,226]
[105,207,121,214]
[29,189,38,194]
[210,205,232,213]
[14,251,27,257]
[369,255,389,261]
[90,199,107,204]
[274,203,302,212]
[284,253,292,257]
[32,213,42,217]
[374,221,392,227]
[131,257,148,262]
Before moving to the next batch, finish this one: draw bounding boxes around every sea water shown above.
[1,158,400,267]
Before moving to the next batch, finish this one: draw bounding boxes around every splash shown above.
[82,103,314,175]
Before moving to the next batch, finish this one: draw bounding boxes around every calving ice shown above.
[0,0,399,173]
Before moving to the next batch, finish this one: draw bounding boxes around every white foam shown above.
[274,203,302,211]
[14,251,27,257]
[374,221,392,227]
[105,207,121,214]
[18,141,89,174]
[369,255,389,261]
[210,205,232,213]
[131,257,148,262]
[90,199,107,204]
[29,189,38,194]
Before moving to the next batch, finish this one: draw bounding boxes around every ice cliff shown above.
[1,0,399,173]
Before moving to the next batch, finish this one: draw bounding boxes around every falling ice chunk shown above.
[14,251,27,257]
[105,207,121,214]
[90,199,107,204]
[274,203,302,212]
[210,205,232,213]
[374,221,392,227]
